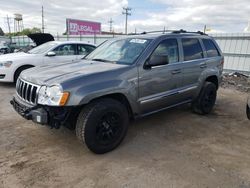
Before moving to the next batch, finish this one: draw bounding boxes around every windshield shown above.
[28,42,58,54]
[85,38,152,65]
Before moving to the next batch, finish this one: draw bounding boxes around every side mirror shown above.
[144,55,169,69]
[47,51,56,57]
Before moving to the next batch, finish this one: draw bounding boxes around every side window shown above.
[202,39,220,57]
[151,38,179,64]
[78,44,96,56]
[52,44,76,56]
[182,38,203,61]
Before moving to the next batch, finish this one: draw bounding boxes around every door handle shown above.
[171,69,181,74]
[200,63,207,68]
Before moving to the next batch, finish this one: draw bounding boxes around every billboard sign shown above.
[66,19,101,35]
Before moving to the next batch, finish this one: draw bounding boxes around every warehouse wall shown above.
[211,33,250,74]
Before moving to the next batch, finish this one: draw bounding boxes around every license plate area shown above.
[11,98,31,119]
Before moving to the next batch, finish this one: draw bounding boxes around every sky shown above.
[0,0,249,35]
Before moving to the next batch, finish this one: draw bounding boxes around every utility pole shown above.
[6,15,11,34]
[108,18,114,33]
[122,7,131,35]
[203,25,206,34]
[42,6,45,33]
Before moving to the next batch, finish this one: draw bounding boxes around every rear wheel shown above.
[192,82,217,115]
[76,98,129,154]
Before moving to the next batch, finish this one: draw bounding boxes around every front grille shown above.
[16,78,40,104]
[0,74,5,79]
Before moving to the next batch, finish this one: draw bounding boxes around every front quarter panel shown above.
[61,66,140,114]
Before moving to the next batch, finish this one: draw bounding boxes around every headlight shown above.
[0,61,13,68]
[37,85,69,106]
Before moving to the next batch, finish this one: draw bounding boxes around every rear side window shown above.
[151,38,179,64]
[53,44,77,56]
[77,44,96,56]
[182,38,203,61]
[202,39,220,57]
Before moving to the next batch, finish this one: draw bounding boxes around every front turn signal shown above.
[59,92,70,106]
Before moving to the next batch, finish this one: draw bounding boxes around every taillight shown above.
[221,58,224,66]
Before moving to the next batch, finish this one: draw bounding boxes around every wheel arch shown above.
[89,93,134,119]
[205,75,219,89]
[14,64,35,81]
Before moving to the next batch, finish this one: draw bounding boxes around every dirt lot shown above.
[0,83,250,188]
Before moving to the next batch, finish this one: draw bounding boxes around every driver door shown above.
[44,44,77,64]
[138,38,184,114]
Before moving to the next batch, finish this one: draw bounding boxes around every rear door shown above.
[179,37,205,99]
[44,43,77,64]
[76,44,96,59]
[138,38,184,114]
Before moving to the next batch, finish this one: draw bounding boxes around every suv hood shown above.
[21,60,128,85]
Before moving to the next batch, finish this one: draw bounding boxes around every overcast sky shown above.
[0,0,249,34]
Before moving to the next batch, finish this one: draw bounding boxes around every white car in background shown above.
[0,41,96,83]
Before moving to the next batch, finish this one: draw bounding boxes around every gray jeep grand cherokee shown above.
[11,30,224,154]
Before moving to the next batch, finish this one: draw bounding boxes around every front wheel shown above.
[192,82,217,115]
[76,98,129,154]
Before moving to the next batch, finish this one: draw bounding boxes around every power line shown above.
[108,18,114,33]
[122,7,131,35]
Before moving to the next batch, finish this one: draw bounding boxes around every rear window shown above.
[202,39,220,57]
[182,38,203,61]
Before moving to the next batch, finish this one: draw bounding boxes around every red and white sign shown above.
[66,19,101,35]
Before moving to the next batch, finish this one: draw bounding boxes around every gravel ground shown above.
[221,72,250,92]
[0,83,250,188]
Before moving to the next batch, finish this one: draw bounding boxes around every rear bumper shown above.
[10,96,78,128]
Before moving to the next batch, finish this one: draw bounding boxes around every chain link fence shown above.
[11,34,116,47]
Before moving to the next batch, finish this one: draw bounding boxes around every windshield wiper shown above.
[91,58,116,63]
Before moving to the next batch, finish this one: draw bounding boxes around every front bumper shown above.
[10,96,77,129]
[0,68,14,82]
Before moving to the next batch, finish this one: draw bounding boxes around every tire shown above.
[247,104,250,120]
[192,82,217,115]
[14,66,34,83]
[76,98,129,154]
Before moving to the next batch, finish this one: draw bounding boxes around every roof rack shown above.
[140,29,207,35]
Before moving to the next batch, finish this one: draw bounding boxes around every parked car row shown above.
[0,45,12,55]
